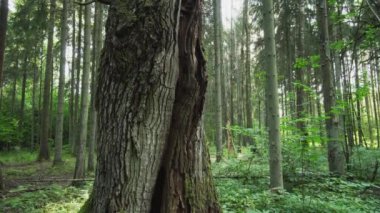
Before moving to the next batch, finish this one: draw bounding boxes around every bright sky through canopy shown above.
[221,0,243,29]
[9,0,242,28]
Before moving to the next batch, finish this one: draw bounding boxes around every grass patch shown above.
[1,183,92,212]
[0,149,36,164]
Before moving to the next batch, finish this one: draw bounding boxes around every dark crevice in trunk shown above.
[153,0,220,212]
[150,166,166,212]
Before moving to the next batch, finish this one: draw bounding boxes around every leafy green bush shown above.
[350,147,380,182]
[0,113,22,149]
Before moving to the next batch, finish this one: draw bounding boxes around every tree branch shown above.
[74,0,95,6]
[74,0,110,6]
[365,0,380,22]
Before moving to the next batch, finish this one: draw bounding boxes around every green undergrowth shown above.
[1,147,379,212]
[1,183,92,212]
[1,147,93,212]
[0,149,36,164]
[213,153,380,213]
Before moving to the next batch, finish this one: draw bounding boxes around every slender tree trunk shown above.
[0,85,2,110]
[221,48,228,144]
[370,57,380,148]
[0,0,9,86]
[237,42,245,148]
[263,0,284,189]
[354,50,364,146]
[38,0,56,161]
[31,58,38,150]
[49,72,54,139]
[317,0,345,175]
[295,0,307,140]
[87,2,103,172]
[213,0,223,162]
[10,57,19,115]
[229,26,235,126]
[0,162,3,190]
[376,56,380,149]
[73,2,91,183]
[332,5,345,152]
[19,56,28,130]
[69,1,76,154]
[11,72,17,115]
[73,2,83,155]
[82,0,220,211]
[342,56,354,163]
[54,0,68,165]
[363,67,374,146]
[243,0,255,149]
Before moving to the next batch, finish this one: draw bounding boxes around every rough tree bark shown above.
[81,0,220,212]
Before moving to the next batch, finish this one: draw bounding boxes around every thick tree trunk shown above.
[0,0,8,86]
[73,2,91,182]
[54,0,68,165]
[38,0,56,161]
[263,0,284,189]
[317,0,345,175]
[82,0,220,212]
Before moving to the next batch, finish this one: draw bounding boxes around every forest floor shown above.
[0,148,92,212]
[0,147,380,212]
